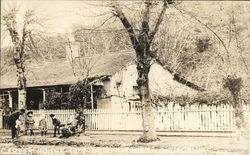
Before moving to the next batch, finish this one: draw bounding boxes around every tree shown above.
[2,8,44,109]
[109,0,174,142]
[174,2,249,135]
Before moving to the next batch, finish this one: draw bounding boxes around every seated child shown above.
[26,111,35,136]
[39,114,47,136]
[60,122,76,138]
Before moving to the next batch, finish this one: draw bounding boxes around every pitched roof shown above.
[0,52,136,89]
[0,52,204,91]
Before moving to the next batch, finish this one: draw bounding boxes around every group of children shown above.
[15,111,85,138]
[15,111,37,136]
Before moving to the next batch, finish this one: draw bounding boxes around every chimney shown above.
[66,34,80,61]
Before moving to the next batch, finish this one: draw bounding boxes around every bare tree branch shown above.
[173,4,233,73]
[150,1,168,42]
[111,2,141,53]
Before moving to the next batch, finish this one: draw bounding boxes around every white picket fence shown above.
[4,104,250,131]
[32,109,76,129]
[84,104,250,131]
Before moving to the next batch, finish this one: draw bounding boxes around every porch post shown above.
[8,91,12,108]
[91,84,94,110]
[42,89,46,105]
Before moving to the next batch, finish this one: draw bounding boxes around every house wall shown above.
[108,64,138,110]
[101,62,198,111]
[149,63,198,97]
[96,98,111,109]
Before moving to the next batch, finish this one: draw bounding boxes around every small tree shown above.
[2,8,45,109]
[224,76,245,132]
[70,80,92,110]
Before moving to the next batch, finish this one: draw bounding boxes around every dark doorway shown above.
[26,89,43,110]
[11,90,18,111]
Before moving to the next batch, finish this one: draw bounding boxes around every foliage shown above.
[70,80,92,109]
[41,80,103,110]
[223,75,242,94]
[44,89,72,109]
[152,90,231,106]
[44,90,63,109]
[223,75,245,129]
[195,37,212,53]
[192,91,230,105]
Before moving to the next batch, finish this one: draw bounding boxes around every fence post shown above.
[0,109,2,129]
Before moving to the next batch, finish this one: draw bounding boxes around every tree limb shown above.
[173,5,233,73]
[150,1,168,42]
[141,0,151,38]
[111,2,141,53]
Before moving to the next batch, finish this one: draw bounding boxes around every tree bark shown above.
[3,9,28,110]
[112,0,168,142]
[138,78,157,142]
[18,89,26,109]
[136,60,158,142]
[232,92,245,130]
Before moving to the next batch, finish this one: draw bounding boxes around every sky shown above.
[1,0,110,47]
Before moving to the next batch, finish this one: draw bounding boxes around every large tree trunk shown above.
[139,85,157,142]
[137,60,158,142]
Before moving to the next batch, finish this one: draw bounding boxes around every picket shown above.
[32,109,76,129]
[2,103,250,131]
[82,104,250,131]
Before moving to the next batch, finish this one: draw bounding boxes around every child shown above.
[15,119,21,137]
[26,111,35,136]
[60,122,76,138]
[17,112,26,136]
[75,111,85,136]
[8,109,26,139]
[49,114,61,137]
[39,114,47,136]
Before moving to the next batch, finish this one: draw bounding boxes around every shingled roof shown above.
[0,52,204,91]
[0,52,136,89]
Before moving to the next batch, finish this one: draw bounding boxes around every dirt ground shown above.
[0,134,249,154]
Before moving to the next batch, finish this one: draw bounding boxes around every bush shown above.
[70,80,92,109]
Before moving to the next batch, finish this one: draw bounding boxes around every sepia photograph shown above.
[0,0,249,154]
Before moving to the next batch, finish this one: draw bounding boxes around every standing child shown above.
[39,114,47,136]
[8,109,26,139]
[49,114,61,137]
[26,111,35,136]
[18,112,26,136]
[15,119,21,137]
[75,111,85,136]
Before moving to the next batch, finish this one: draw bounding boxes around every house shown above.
[0,48,204,111]
[0,35,205,109]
